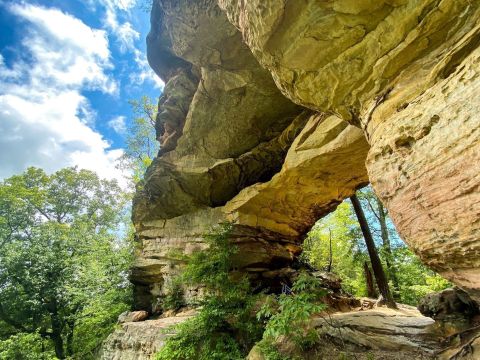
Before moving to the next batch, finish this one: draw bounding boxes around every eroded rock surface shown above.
[99,0,480,359]
[418,287,479,323]
[314,306,439,354]
[215,0,480,301]
[131,0,479,318]
[99,313,192,360]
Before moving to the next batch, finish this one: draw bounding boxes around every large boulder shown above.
[418,287,479,322]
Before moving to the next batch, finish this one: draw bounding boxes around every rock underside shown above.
[104,0,480,358]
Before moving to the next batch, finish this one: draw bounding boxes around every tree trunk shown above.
[327,228,333,272]
[363,261,378,298]
[351,194,397,309]
[66,320,74,357]
[376,197,400,295]
[49,301,65,359]
[51,319,65,359]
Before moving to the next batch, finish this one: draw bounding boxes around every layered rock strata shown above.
[216,0,480,300]
[99,311,193,360]
[132,0,480,314]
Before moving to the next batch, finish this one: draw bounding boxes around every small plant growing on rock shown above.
[256,272,327,357]
[155,223,263,360]
[162,277,185,312]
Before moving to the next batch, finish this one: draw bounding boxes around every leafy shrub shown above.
[0,333,56,360]
[257,272,326,348]
[255,340,287,360]
[162,278,185,312]
[155,223,263,360]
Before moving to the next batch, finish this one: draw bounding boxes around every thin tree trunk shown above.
[66,320,74,357]
[376,197,400,294]
[51,316,65,359]
[327,228,333,272]
[363,261,378,298]
[49,300,65,359]
[351,194,397,309]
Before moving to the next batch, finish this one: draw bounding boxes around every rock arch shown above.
[131,0,480,311]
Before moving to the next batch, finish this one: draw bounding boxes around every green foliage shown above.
[302,188,451,305]
[162,278,185,312]
[255,340,287,360]
[258,273,326,348]
[0,167,133,359]
[0,333,56,360]
[156,223,263,360]
[302,202,365,296]
[393,247,451,305]
[117,96,159,184]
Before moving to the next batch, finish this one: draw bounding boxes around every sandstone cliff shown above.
[131,0,480,313]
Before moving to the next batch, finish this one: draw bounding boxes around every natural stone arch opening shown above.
[130,0,480,314]
[130,111,372,312]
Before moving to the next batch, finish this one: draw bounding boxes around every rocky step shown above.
[98,311,194,360]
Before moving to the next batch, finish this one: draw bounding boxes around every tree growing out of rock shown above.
[116,96,159,185]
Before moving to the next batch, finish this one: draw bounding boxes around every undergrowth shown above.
[155,223,262,360]
[155,223,326,360]
[257,272,327,358]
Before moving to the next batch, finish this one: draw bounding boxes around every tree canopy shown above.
[117,96,159,184]
[0,167,133,359]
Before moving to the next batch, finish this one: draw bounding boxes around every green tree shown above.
[356,188,400,293]
[303,188,450,305]
[302,202,366,295]
[0,167,132,359]
[117,96,159,184]
[351,193,396,308]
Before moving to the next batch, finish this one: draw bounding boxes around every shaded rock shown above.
[311,271,342,291]
[99,313,192,360]
[117,311,149,324]
[225,114,369,237]
[136,0,304,223]
[418,287,479,322]
[155,68,199,155]
[438,326,480,360]
[314,306,440,354]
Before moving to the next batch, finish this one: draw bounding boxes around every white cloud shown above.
[104,7,139,53]
[11,3,117,94]
[0,4,127,185]
[130,49,165,90]
[108,115,127,134]
[96,0,140,54]
[95,0,164,89]
[103,0,137,11]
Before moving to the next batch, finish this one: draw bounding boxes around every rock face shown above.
[313,306,440,357]
[99,312,192,360]
[131,0,480,314]
[246,306,442,359]
[418,287,479,323]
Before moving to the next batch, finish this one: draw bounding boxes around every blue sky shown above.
[0,0,163,184]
